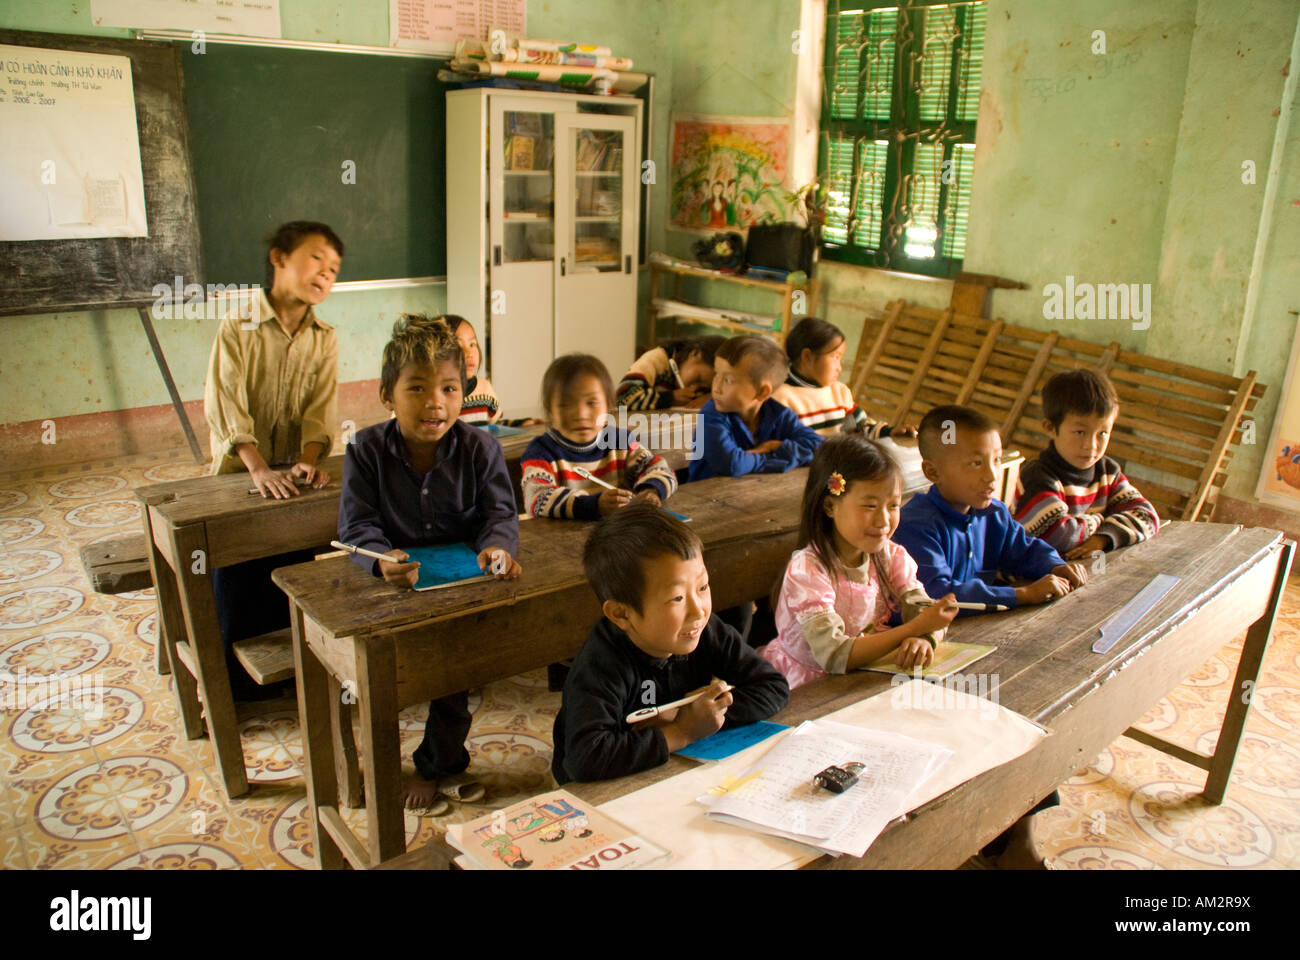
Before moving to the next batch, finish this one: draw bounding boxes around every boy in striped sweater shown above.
[522,354,678,519]
[1014,369,1160,558]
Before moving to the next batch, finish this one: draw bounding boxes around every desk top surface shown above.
[568,521,1284,806]
[272,469,810,639]
[134,424,547,526]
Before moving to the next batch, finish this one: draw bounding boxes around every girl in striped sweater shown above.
[772,317,916,440]
[521,354,678,519]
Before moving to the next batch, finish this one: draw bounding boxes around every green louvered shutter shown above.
[819,0,986,276]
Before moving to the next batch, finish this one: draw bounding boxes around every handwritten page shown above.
[700,720,952,856]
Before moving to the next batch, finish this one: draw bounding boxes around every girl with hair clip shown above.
[759,435,959,689]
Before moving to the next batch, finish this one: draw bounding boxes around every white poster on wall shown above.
[0,45,149,242]
[390,0,525,53]
[91,0,282,37]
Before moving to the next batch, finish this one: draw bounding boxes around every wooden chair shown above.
[849,300,1265,521]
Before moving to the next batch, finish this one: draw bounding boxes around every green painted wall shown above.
[3,0,1298,510]
[0,0,671,421]
[656,0,1299,504]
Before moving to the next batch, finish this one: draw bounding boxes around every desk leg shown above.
[291,604,344,870]
[172,524,249,798]
[1203,539,1294,803]
[330,676,364,808]
[357,637,405,863]
[141,510,173,678]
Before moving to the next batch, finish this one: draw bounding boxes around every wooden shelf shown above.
[646,253,819,348]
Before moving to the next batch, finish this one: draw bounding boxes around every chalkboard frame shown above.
[0,30,204,317]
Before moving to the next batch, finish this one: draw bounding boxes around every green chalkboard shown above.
[181,44,445,284]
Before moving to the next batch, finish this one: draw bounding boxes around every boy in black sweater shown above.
[552,503,789,784]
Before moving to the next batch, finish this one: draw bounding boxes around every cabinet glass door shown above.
[500,110,555,263]
[566,125,625,272]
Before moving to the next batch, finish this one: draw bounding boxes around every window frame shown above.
[818,0,984,279]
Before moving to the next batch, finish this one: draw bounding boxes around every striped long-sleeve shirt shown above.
[1014,443,1160,553]
[616,347,678,411]
[771,370,879,438]
[521,428,678,519]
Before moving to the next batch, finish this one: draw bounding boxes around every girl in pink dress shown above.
[761,435,959,688]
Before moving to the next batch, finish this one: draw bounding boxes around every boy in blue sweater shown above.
[894,405,1088,612]
[688,336,823,482]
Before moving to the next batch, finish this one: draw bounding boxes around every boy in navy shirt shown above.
[688,336,822,481]
[339,314,521,813]
[894,405,1088,612]
[553,504,789,784]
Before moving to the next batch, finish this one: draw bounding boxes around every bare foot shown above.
[404,775,450,816]
[995,814,1048,870]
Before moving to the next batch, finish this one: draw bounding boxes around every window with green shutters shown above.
[819,0,986,277]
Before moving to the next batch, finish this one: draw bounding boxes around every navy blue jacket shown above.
[338,419,519,575]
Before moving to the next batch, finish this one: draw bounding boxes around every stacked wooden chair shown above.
[849,300,1265,521]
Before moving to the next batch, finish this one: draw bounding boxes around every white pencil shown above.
[331,540,508,575]
[668,357,685,388]
[626,684,735,724]
[330,540,402,563]
[912,598,1009,612]
[574,466,618,490]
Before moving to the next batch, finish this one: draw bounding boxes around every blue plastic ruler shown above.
[1092,573,1181,654]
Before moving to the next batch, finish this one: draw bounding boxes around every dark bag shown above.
[745,222,813,275]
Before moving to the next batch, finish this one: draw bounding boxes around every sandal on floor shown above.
[403,774,451,816]
[437,775,486,804]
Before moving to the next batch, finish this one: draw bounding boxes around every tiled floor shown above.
[1,450,1297,869]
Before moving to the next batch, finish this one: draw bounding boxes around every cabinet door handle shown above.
[560,256,566,277]
[493,245,502,266]
[625,255,632,274]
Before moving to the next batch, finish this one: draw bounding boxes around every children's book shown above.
[445,789,671,870]
[864,641,996,680]
[475,422,528,439]
[675,721,786,761]
[403,543,490,592]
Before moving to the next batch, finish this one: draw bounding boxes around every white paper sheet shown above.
[597,679,1047,868]
[0,45,148,242]
[91,0,282,37]
[389,0,525,53]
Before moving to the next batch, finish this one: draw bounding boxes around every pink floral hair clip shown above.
[827,472,847,496]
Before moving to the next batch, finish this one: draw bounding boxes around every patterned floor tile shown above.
[0,824,29,869]
[3,451,1300,870]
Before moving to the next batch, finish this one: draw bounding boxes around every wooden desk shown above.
[272,470,812,868]
[567,522,1293,868]
[136,424,546,799]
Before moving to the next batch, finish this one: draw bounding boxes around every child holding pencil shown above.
[520,354,677,519]
[760,435,959,688]
[616,335,726,411]
[203,220,343,700]
[338,314,521,813]
[552,503,789,784]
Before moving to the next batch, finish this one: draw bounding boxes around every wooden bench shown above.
[79,534,152,594]
[849,300,1265,521]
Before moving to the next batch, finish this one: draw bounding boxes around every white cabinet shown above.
[446,89,642,420]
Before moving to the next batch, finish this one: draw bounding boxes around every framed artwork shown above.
[669,114,791,231]
[1256,318,1300,510]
